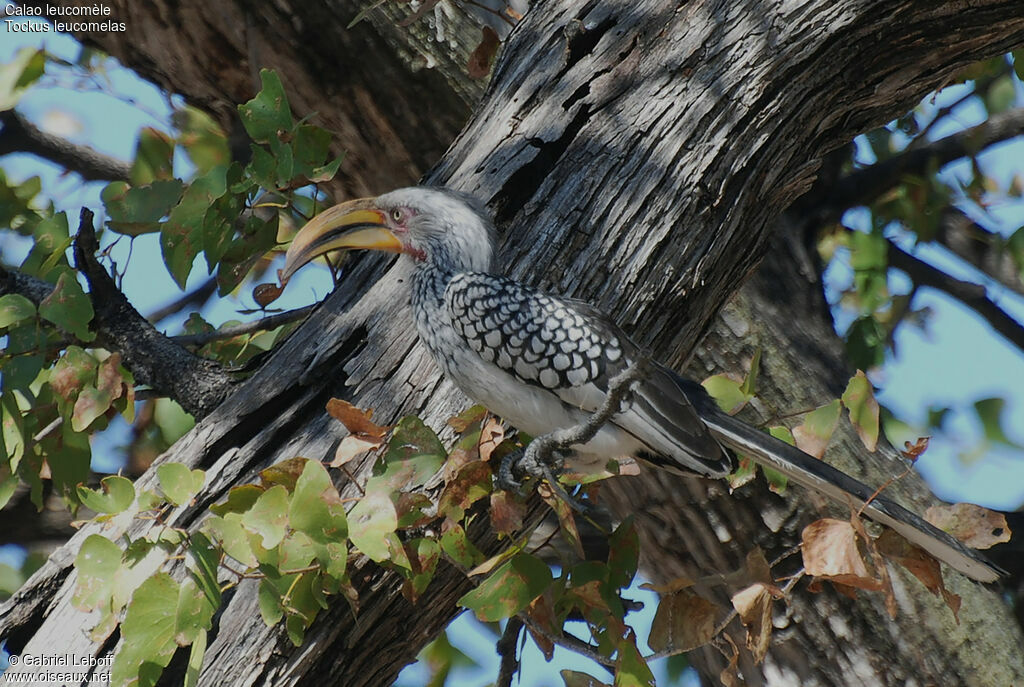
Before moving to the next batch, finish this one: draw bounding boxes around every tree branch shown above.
[495,617,524,687]
[0,110,131,182]
[146,277,219,323]
[0,264,57,305]
[171,304,315,347]
[933,207,1024,298]
[885,238,1024,351]
[823,107,1024,222]
[72,208,233,417]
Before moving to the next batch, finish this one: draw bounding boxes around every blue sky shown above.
[2,15,1023,686]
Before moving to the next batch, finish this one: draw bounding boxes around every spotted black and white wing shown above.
[444,272,733,477]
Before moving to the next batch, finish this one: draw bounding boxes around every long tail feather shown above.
[678,377,1004,583]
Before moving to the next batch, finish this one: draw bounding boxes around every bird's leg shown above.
[495,356,651,508]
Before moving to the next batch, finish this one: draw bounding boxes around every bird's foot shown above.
[496,444,591,514]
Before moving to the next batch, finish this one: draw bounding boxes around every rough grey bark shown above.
[3,1,1024,686]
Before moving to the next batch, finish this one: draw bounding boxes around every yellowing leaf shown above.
[842,370,879,451]
[792,400,841,459]
[924,502,1011,550]
[458,553,552,622]
[701,374,752,414]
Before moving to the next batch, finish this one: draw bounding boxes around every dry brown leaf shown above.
[526,592,558,660]
[744,547,774,586]
[326,398,390,438]
[639,576,696,594]
[467,26,500,79]
[648,589,718,653]
[731,583,776,663]
[719,634,741,687]
[490,490,526,535]
[849,513,895,617]
[253,281,283,307]
[331,434,383,468]
[900,436,931,461]
[446,405,487,432]
[801,518,883,591]
[875,529,961,623]
[478,417,505,462]
[924,502,1011,550]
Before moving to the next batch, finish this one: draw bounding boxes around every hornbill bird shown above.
[280,186,1002,583]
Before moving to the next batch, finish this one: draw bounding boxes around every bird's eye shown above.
[390,209,403,223]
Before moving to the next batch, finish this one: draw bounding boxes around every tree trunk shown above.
[3,1,1024,685]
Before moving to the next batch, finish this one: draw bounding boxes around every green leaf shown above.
[607,518,639,589]
[763,426,793,494]
[845,316,886,371]
[369,416,447,491]
[174,106,230,174]
[77,475,136,514]
[0,48,45,110]
[111,574,179,687]
[47,422,92,506]
[50,345,97,411]
[292,125,331,179]
[102,179,184,236]
[73,534,122,610]
[184,629,207,687]
[278,530,317,571]
[161,165,228,288]
[210,484,264,516]
[259,457,308,491]
[290,460,348,544]
[841,370,880,451]
[131,127,176,185]
[440,523,485,569]
[562,670,612,687]
[72,385,113,431]
[1,392,26,471]
[38,271,95,341]
[309,155,345,183]
[740,348,761,397]
[246,145,278,190]
[187,532,223,609]
[849,230,887,272]
[792,400,841,459]
[245,484,290,549]
[20,211,69,277]
[238,70,293,143]
[204,514,257,568]
[973,397,1023,448]
[985,74,1017,114]
[157,463,206,506]
[214,212,279,295]
[174,578,215,644]
[0,294,36,329]
[727,455,756,490]
[615,631,655,687]
[270,136,294,184]
[459,553,552,622]
[701,374,752,414]
[348,490,398,562]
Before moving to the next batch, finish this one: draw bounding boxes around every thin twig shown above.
[496,617,524,687]
[516,612,616,668]
[147,278,219,324]
[0,110,131,182]
[172,304,315,347]
[823,106,1024,224]
[884,236,1024,352]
